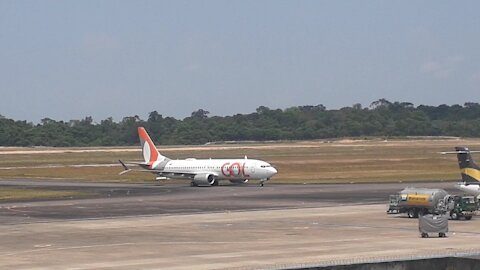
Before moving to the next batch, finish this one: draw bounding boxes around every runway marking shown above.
[0,164,119,170]
[5,206,35,214]
[34,244,52,248]
[0,242,136,256]
[0,149,139,155]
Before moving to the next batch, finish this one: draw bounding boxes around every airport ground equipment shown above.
[419,214,448,238]
[387,188,450,218]
[448,195,477,220]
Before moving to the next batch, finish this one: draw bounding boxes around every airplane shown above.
[441,146,480,197]
[119,127,278,187]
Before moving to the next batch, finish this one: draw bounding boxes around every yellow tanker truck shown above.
[387,188,450,218]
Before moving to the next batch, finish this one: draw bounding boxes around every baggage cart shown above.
[419,214,448,238]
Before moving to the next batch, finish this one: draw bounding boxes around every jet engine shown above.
[192,173,218,186]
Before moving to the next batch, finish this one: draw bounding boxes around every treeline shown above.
[1,99,480,147]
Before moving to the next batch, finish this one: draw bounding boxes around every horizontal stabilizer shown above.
[118,159,164,175]
[119,160,129,170]
[119,169,132,175]
[118,160,132,175]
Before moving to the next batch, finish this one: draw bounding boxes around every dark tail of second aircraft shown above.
[450,147,480,183]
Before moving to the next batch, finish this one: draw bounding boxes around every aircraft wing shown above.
[118,160,201,179]
[118,160,220,183]
[440,150,480,154]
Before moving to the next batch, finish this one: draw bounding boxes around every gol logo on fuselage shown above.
[221,162,250,178]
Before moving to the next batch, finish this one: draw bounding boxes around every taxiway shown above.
[0,179,478,269]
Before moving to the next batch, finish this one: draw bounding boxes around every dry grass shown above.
[0,187,93,201]
[1,138,480,183]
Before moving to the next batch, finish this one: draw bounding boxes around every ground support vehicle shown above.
[419,214,448,238]
[448,195,477,220]
[387,188,449,218]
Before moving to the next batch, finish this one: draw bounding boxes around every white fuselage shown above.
[456,183,480,197]
[155,158,277,180]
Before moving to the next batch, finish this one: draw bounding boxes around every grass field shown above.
[1,138,480,184]
[0,187,93,201]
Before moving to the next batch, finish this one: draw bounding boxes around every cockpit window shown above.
[260,165,271,168]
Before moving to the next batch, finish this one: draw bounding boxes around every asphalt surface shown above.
[0,179,460,224]
[2,178,479,270]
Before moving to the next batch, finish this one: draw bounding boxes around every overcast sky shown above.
[1,1,479,122]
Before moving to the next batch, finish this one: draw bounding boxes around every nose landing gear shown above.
[259,178,270,187]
